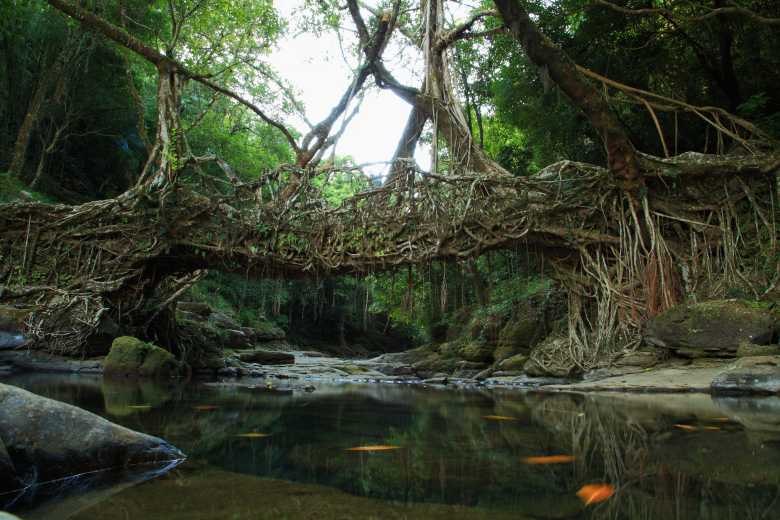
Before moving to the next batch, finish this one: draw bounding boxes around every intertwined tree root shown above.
[1,152,777,363]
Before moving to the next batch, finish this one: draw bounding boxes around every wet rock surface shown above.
[0,383,183,492]
[644,299,776,357]
[711,356,780,394]
[103,337,179,379]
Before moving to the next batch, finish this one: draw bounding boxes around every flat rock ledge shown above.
[545,356,780,394]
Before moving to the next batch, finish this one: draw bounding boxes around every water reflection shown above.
[4,374,780,519]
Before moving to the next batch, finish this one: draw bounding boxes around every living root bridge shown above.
[0,152,777,357]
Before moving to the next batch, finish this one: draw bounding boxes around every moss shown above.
[104,336,179,378]
[336,364,369,375]
[458,341,494,362]
[0,306,32,331]
[0,171,55,203]
[498,353,528,371]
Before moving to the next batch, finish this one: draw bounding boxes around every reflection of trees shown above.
[531,393,780,520]
[12,375,780,519]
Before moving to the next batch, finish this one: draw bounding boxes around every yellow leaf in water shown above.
[128,405,152,410]
[577,484,615,505]
[483,415,519,421]
[345,445,401,452]
[194,405,218,411]
[703,426,721,431]
[673,424,698,431]
[522,455,576,465]
[709,417,731,422]
[236,433,272,438]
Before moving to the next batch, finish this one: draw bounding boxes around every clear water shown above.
[3,373,780,519]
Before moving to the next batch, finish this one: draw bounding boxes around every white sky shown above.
[266,1,430,176]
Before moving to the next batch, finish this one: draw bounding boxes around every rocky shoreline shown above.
[1,298,778,395]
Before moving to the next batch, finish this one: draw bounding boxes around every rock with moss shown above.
[736,342,780,357]
[412,353,458,378]
[458,341,494,362]
[104,337,179,378]
[493,303,541,362]
[498,353,528,371]
[0,306,30,349]
[644,299,776,357]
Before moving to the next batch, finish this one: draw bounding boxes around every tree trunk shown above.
[493,0,644,197]
[7,49,67,179]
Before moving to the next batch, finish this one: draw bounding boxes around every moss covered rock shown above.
[644,299,776,357]
[458,341,494,362]
[493,305,540,362]
[498,353,528,371]
[104,336,179,378]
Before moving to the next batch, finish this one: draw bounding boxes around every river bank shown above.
[3,346,780,396]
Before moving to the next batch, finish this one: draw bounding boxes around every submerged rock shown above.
[0,383,183,492]
[644,299,776,357]
[103,337,179,378]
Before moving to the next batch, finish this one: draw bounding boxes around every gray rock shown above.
[0,383,183,491]
[736,342,780,357]
[422,376,448,385]
[0,331,27,349]
[238,350,294,365]
[644,299,776,356]
[209,312,241,330]
[711,356,780,394]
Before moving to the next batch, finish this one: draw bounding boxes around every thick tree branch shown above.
[46,0,301,154]
[494,0,644,196]
[592,0,780,26]
[435,10,498,50]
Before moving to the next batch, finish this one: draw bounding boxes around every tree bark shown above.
[7,48,67,179]
[493,0,644,197]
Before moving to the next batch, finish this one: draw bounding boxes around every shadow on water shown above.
[4,373,780,519]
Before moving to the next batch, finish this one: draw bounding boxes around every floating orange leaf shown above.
[194,405,218,411]
[673,424,697,431]
[709,417,731,422]
[345,445,401,452]
[522,455,576,465]
[483,415,519,421]
[577,484,615,505]
[702,426,721,431]
[236,433,271,438]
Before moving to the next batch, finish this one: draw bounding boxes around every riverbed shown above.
[3,373,780,519]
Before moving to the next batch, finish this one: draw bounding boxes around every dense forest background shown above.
[2,0,778,357]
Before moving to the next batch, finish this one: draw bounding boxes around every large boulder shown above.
[103,337,179,378]
[493,302,542,361]
[644,300,776,357]
[0,383,183,492]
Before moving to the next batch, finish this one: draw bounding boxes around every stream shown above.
[3,373,780,519]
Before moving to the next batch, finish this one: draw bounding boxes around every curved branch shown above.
[494,0,643,196]
[435,10,499,51]
[592,0,780,26]
[46,0,300,154]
